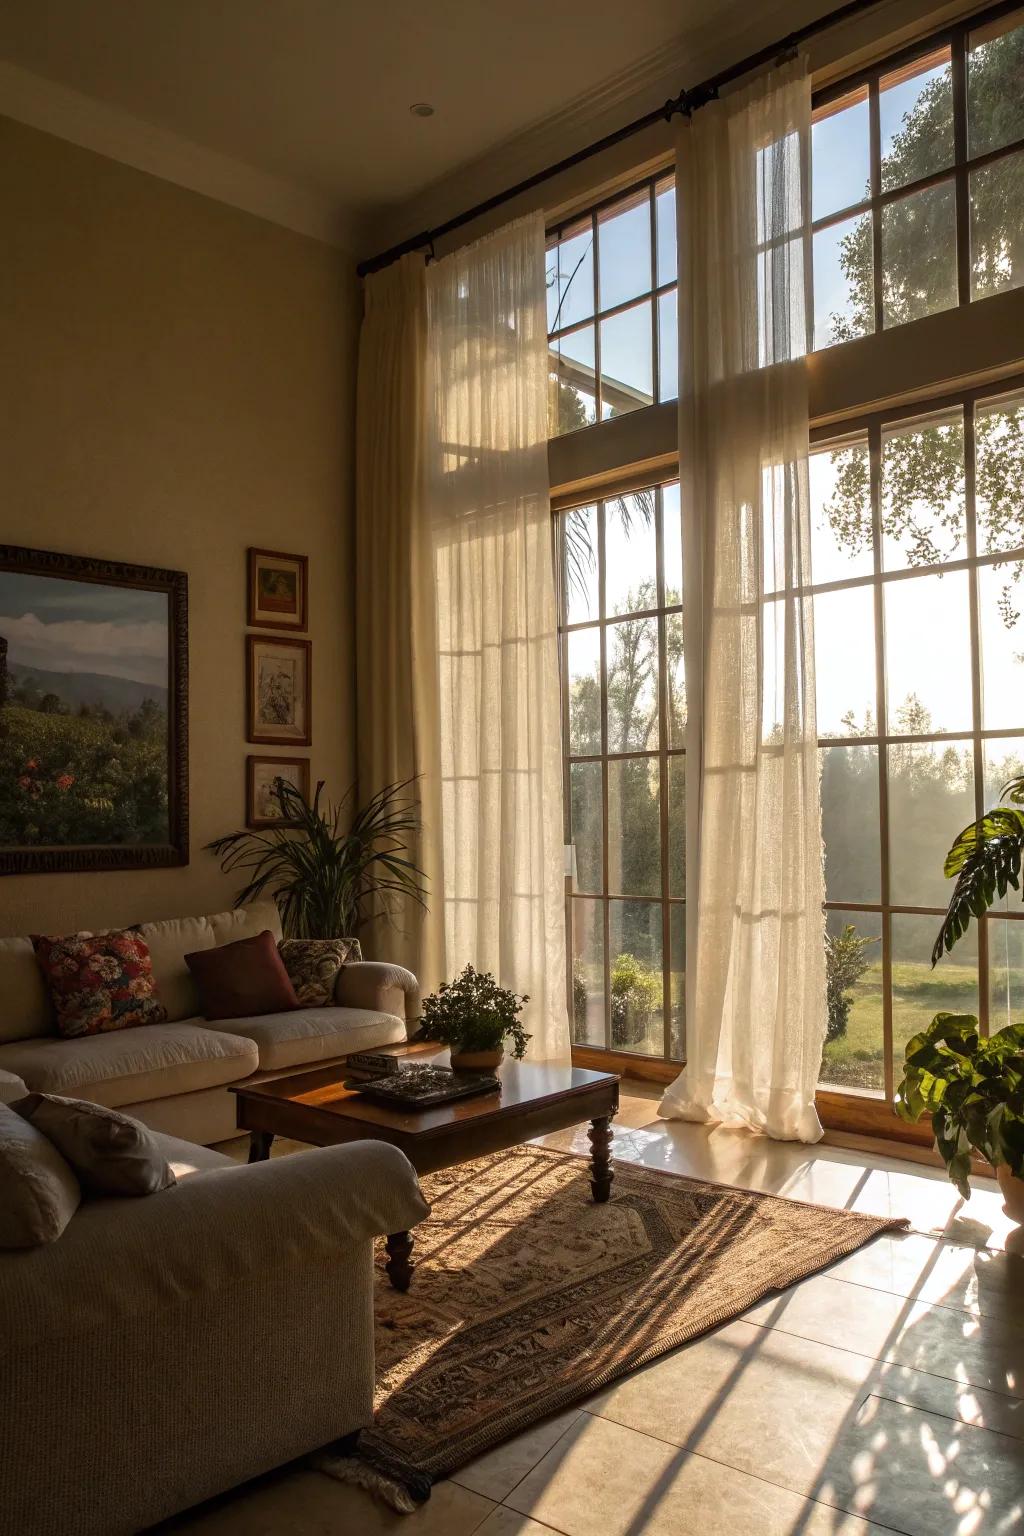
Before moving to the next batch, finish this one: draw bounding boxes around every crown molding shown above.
[0,61,355,252]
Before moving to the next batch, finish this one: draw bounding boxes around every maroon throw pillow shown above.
[185,930,298,1020]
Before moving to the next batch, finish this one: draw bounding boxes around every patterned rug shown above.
[317,1144,907,1505]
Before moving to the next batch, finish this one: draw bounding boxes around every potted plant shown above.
[418,964,530,1070]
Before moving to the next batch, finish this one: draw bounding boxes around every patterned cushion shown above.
[278,937,361,1008]
[32,930,168,1039]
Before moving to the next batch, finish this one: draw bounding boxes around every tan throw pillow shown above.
[0,1103,81,1248]
[14,1094,176,1199]
[278,937,361,1008]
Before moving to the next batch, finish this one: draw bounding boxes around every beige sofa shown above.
[0,902,420,1145]
[0,1131,430,1536]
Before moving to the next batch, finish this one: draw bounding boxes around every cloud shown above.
[0,612,168,687]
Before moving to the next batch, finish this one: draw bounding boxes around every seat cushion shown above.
[210,1005,406,1072]
[0,1023,258,1109]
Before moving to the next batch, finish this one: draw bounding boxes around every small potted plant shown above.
[418,964,530,1070]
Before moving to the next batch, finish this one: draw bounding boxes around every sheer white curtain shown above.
[424,216,569,1060]
[661,58,827,1141]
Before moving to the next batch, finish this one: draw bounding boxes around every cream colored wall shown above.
[0,116,359,937]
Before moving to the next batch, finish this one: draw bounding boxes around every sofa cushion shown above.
[136,914,215,1023]
[0,1068,29,1105]
[15,1093,177,1198]
[0,936,52,1043]
[33,929,168,1038]
[210,1005,406,1072]
[209,900,283,947]
[0,1103,81,1248]
[0,1023,258,1109]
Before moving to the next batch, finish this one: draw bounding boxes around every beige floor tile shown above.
[450,1410,582,1501]
[477,1510,566,1536]
[823,1230,1024,1322]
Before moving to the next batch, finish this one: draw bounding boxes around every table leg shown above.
[588,1115,614,1203]
[248,1130,274,1163]
[385,1230,414,1292]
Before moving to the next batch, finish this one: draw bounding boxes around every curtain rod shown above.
[357,0,888,278]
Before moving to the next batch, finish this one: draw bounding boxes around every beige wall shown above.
[0,116,358,937]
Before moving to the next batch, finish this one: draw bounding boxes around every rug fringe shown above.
[312,1437,432,1515]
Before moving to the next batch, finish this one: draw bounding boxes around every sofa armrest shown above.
[334,959,420,1027]
[0,1068,27,1105]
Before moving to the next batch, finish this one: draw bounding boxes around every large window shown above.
[558,480,685,1059]
[810,380,1024,1100]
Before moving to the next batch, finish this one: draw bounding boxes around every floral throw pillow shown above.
[33,930,168,1039]
[278,937,361,1008]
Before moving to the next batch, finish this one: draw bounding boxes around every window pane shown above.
[567,627,601,755]
[665,612,687,748]
[658,289,678,402]
[606,617,658,751]
[970,150,1024,301]
[812,89,870,219]
[548,223,594,332]
[669,904,685,1060]
[662,482,683,605]
[884,571,972,733]
[888,740,975,906]
[980,559,1024,729]
[881,180,957,329]
[608,757,660,898]
[609,899,663,1054]
[810,439,873,584]
[968,10,1024,158]
[600,303,653,418]
[984,735,1024,806]
[881,412,966,570]
[571,898,605,1046]
[821,745,881,903]
[549,326,596,436]
[814,586,877,738]
[989,916,1024,1033]
[879,49,954,192]
[976,392,1024,555]
[605,492,657,617]
[562,503,598,625]
[570,761,602,894]
[892,913,977,1089]
[656,178,677,286]
[598,195,651,312]
[667,755,685,897]
[813,212,873,349]
[820,911,884,1095]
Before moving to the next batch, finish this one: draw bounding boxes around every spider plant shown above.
[206,777,427,940]
[932,773,1024,963]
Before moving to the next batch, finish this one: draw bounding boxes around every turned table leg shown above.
[248,1130,274,1163]
[588,1115,614,1203]
[385,1230,415,1292]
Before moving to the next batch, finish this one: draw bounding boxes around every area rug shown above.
[316,1144,907,1507]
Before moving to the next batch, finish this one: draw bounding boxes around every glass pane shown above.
[571,898,605,1047]
[598,194,651,311]
[562,503,598,625]
[984,735,1024,807]
[884,571,972,733]
[970,151,1024,301]
[609,899,663,1055]
[608,757,660,898]
[656,177,677,286]
[980,560,1024,729]
[879,48,954,192]
[812,89,870,219]
[567,627,602,755]
[814,586,877,738]
[821,745,881,903]
[820,910,884,1095]
[665,612,687,748]
[600,302,653,418]
[881,412,966,570]
[662,482,683,605]
[976,392,1024,555]
[810,439,873,584]
[888,739,975,906]
[606,617,658,752]
[547,223,594,332]
[892,913,978,1089]
[605,492,657,617]
[813,212,873,349]
[989,916,1024,1033]
[881,180,957,329]
[669,904,685,1060]
[658,289,678,402]
[968,10,1024,158]
[667,755,685,898]
[549,326,597,436]
[570,761,602,894]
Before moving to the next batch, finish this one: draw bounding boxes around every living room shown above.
[0,1,1021,1532]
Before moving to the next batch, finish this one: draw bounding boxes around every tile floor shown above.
[168,1083,1024,1536]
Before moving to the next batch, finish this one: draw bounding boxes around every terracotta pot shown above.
[450,1047,504,1071]
[996,1164,1024,1223]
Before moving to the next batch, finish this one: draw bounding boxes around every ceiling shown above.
[0,0,765,247]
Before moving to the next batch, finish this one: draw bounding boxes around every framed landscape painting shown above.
[246,755,310,828]
[246,634,311,746]
[0,545,188,874]
[248,547,308,631]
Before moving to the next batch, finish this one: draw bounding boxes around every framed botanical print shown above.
[0,544,188,874]
[248,548,308,631]
[246,635,311,746]
[246,755,310,828]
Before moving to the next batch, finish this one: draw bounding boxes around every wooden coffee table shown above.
[231,1047,619,1292]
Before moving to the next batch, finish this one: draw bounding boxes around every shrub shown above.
[610,952,661,1048]
[825,924,879,1042]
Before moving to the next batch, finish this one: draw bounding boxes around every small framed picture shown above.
[246,635,311,746]
[248,547,308,631]
[247,755,311,828]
